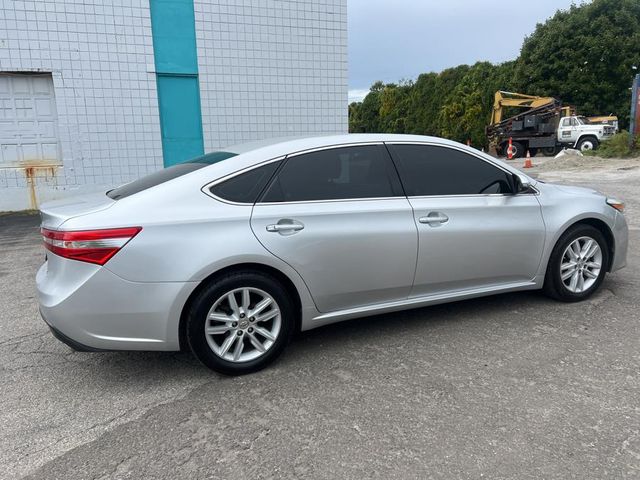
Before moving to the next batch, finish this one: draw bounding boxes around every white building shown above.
[0,0,347,211]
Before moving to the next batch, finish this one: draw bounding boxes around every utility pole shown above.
[631,74,640,148]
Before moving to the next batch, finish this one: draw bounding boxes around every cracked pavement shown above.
[1,166,639,479]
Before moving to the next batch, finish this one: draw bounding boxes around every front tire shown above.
[186,271,295,375]
[543,224,609,302]
[577,136,599,152]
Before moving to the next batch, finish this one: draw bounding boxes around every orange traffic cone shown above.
[507,137,514,160]
[523,150,533,168]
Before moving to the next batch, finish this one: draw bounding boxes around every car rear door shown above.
[250,144,418,313]
[386,143,546,297]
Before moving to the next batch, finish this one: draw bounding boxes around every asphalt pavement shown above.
[1,171,639,478]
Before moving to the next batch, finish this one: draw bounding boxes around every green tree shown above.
[349,62,516,147]
[515,0,640,127]
[405,72,440,135]
[439,61,517,146]
[348,0,640,142]
[348,81,384,132]
[379,80,412,133]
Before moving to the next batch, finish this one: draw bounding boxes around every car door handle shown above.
[266,221,305,233]
[418,213,449,225]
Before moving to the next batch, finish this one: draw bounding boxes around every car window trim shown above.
[256,196,409,206]
[201,156,285,206]
[284,141,383,158]
[256,143,405,205]
[384,141,538,197]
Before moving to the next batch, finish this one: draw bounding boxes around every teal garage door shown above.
[156,74,204,166]
[150,0,204,167]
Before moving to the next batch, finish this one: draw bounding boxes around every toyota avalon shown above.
[37,135,628,375]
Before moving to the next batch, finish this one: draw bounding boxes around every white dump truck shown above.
[487,91,617,158]
[556,115,616,152]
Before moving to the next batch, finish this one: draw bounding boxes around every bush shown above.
[349,0,640,146]
[586,131,640,158]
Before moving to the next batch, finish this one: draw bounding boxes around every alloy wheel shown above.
[205,287,281,362]
[560,236,602,293]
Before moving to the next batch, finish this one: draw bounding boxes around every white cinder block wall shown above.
[0,0,348,211]
[194,0,348,149]
[0,0,162,211]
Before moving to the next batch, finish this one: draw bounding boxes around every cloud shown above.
[348,0,582,91]
[348,89,370,103]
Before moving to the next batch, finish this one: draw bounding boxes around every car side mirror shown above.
[512,173,533,194]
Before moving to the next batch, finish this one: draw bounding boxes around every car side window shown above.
[562,118,571,127]
[387,144,514,196]
[260,145,403,202]
[210,161,281,203]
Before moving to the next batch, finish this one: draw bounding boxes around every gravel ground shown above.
[510,153,640,229]
[1,159,639,479]
[533,153,640,173]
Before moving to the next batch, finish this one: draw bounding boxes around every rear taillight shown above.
[41,227,142,265]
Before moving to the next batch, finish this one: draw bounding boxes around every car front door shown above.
[386,143,546,298]
[250,144,418,313]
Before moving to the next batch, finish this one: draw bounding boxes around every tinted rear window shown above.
[261,145,402,202]
[107,151,237,200]
[210,161,281,203]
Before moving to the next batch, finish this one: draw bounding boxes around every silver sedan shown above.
[37,135,628,375]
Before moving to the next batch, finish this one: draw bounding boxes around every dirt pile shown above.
[534,154,640,173]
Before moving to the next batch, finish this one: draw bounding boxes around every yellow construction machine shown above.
[490,91,572,125]
[585,115,619,130]
[487,91,618,158]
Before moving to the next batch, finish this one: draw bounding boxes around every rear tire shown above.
[541,146,558,156]
[186,271,295,375]
[510,141,525,159]
[543,224,609,302]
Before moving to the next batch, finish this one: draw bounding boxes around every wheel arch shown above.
[178,263,303,351]
[574,134,598,149]
[554,217,615,271]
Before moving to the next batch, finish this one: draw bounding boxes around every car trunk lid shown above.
[39,193,116,229]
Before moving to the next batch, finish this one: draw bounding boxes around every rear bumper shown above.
[37,257,197,351]
[46,321,108,352]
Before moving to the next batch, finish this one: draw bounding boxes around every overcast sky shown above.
[348,0,585,102]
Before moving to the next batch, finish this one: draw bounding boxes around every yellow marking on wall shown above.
[21,162,60,209]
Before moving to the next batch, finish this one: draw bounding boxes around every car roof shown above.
[206,133,528,185]
[115,133,533,205]
[222,134,464,158]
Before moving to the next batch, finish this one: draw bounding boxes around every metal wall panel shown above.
[0,73,60,167]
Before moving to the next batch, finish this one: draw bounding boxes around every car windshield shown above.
[106,151,238,200]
